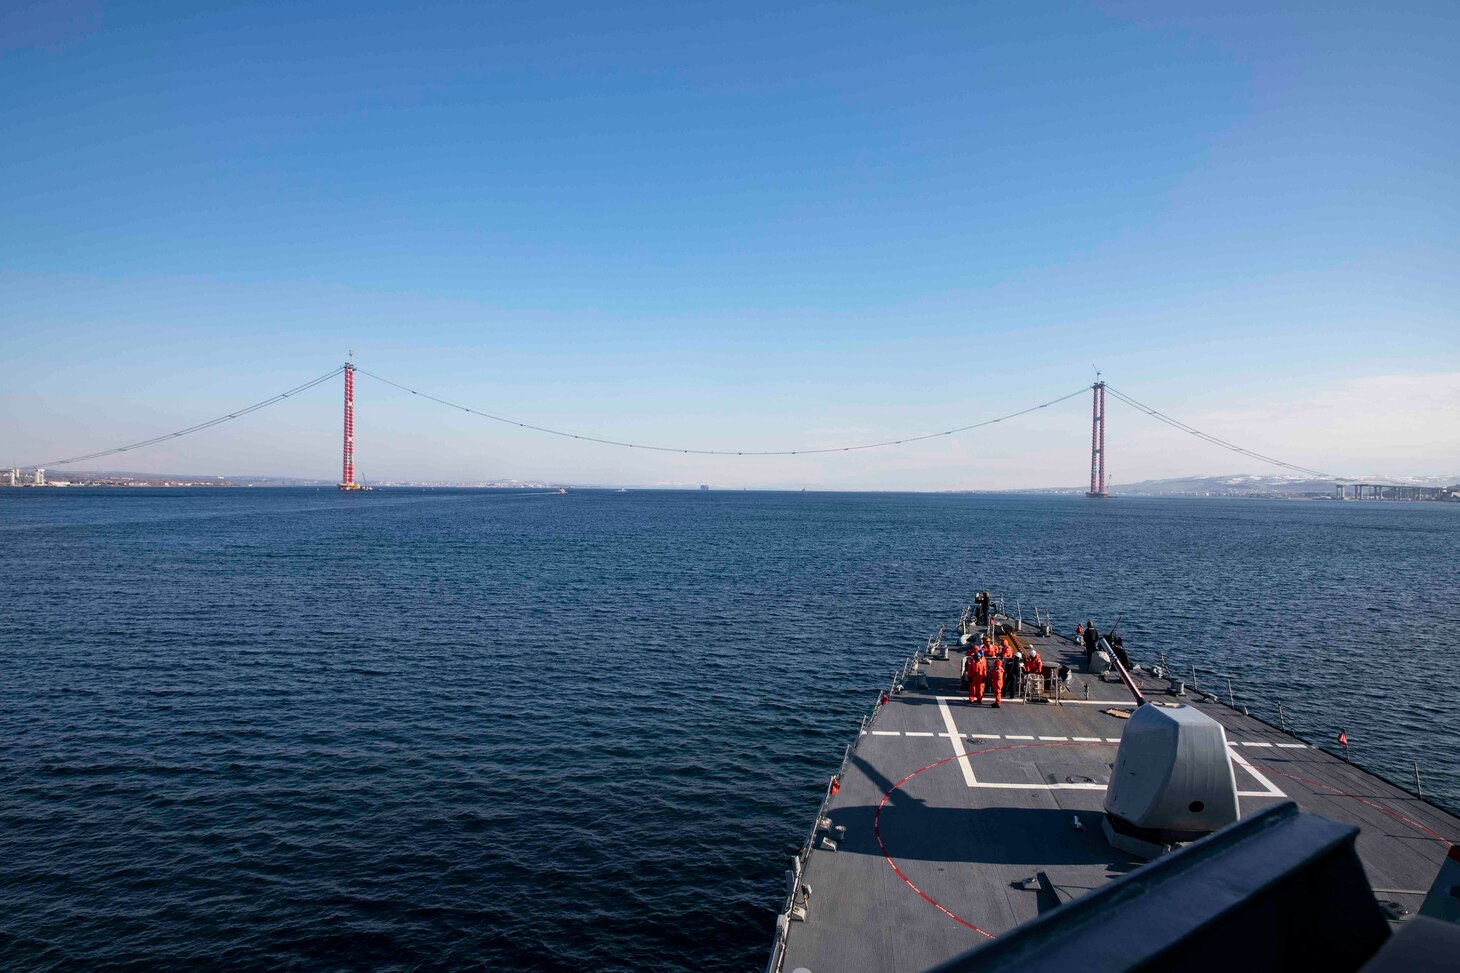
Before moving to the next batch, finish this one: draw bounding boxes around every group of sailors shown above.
[962,634,1042,708]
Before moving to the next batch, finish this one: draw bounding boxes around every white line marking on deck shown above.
[1241,742,1273,748]
[1005,735,1035,740]
[967,733,1001,740]
[1104,737,1122,743]
[872,730,900,736]
[967,782,1107,791]
[935,696,1130,706]
[1276,743,1308,749]
[935,696,978,786]
[1073,736,1101,742]
[1228,746,1285,798]
[906,731,935,737]
[1039,736,1069,741]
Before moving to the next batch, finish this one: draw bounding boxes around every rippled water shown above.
[1,489,1456,970]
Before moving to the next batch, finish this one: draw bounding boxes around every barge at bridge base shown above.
[767,605,1460,973]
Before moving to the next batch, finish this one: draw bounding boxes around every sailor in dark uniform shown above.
[1082,621,1099,666]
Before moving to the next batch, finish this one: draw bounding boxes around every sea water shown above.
[1,489,1455,970]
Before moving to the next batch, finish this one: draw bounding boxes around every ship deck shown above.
[774,624,1459,973]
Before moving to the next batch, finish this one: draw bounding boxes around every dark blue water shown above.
[2,489,1456,970]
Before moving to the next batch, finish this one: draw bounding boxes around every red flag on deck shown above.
[1338,729,1349,746]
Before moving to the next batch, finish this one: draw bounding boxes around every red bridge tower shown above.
[1087,380,1108,498]
[339,356,362,491]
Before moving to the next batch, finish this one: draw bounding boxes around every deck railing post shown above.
[1414,762,1423,800]
[1227,677,1236,709]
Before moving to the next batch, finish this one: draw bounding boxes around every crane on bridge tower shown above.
[1087,374,1108,498]
[338,354,364,491]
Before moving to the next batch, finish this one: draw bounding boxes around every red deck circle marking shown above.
[873,741,1116,938]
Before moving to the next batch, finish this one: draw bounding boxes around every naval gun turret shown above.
[1097,647,1240,858]
[1103,701,1240,858]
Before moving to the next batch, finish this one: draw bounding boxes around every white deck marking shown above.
[906,731,935,737]
[961,781,1269,795]
[967,733,1001,740]
[1228,746,1286,798]
[936,695,1133,706]
[1005,734,1034,740]
[871,730,900,736]
[1276,743,1309,749]
[1241,742,1274,748]
[935,696,978,786]
[966,782,1107,791]
[1104,737,1122,743]
[1039,736,1069,741]
[1073,736,1101,742]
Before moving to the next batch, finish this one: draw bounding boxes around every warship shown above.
[766,596,1460,972]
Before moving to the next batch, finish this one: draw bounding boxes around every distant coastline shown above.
[5,470,1458,500]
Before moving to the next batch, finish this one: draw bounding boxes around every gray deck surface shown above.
[777,626,1459,973]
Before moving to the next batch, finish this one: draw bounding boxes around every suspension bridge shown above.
[1,358,1405,494]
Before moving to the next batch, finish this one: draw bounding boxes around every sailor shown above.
[988,649,1005,707]
[1082,621,1099,666]
[1011,652,1024,694]
[1075,622,1084,641]
[961,646,977,692]
[968,651,988,705]
[1024,647,1043,685]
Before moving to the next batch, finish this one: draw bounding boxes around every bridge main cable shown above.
[356,368,1090,456]
[25,366,346,470]
[1103,383,1342,481]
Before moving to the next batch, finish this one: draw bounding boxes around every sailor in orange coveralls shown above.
[988,646,1005,707]
[1024,648,1043,693]
[967,650,988,704]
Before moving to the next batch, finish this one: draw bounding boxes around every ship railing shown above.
[1142,650,1438,808]
[767,648,922,973]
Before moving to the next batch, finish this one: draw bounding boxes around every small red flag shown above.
[1338,730,1349,746]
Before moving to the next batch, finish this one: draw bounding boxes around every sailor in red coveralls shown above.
[988,647,1005,708]
[967,650,988,705]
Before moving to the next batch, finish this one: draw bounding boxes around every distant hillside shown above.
[1111,473,1460,496]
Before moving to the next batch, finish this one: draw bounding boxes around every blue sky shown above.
[2,1,1456,487]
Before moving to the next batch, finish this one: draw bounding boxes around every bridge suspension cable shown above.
[26,366,346,469]
[1103,383,1342,481]
[357,368,1090,456]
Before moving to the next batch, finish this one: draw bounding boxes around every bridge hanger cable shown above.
[28,366,346,469]
[1102,384,1341,480]
[357,368,1090,456]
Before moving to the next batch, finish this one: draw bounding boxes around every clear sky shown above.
[2,1,1456,488]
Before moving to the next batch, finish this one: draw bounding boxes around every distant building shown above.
[34,467,45,487]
